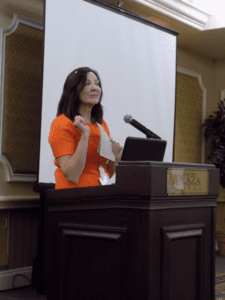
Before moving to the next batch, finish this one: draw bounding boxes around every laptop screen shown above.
[121,137,167,162]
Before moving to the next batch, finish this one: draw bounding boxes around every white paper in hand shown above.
[98,165,109,185]
[97,124,115,162]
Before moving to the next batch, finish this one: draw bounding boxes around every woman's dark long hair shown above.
[57,67,103,123]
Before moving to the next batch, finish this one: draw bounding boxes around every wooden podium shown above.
[45,161,219,300]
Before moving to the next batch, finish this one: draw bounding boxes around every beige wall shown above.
[215,58,225,102]
[177,46,217,116]
[0,165,37,198]
[176,46,225,124]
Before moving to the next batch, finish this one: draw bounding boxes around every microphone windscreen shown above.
[124,115,132,123]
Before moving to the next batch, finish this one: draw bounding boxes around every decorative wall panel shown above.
[0,209,39,272]
[0,212,9,267]
[174,67,206,164]
[0,14,43,182]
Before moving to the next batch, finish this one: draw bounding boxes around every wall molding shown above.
[0,266,32,291]
[0,14,43,182]
[4,13,43,36]
[0,155,37,183]
[0,195,40,210]
[135,0,210,30]
[177,66,207,164]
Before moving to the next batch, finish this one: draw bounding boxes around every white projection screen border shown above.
[38,0,178,184]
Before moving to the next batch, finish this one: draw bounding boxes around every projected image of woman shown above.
[48,67,123,189]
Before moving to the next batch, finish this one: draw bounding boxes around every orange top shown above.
[48,114,111,189]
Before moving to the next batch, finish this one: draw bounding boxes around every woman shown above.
[48,67,123,189]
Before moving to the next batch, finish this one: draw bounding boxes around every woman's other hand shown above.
[73,116,90,136]
[110,137,123,163]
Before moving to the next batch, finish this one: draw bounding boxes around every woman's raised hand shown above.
[73,116,90,136]
[110,137,123,163]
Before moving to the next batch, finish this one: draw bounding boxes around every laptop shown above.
[121,137,167,162]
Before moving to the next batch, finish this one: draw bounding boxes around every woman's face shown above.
[79,72,101,106]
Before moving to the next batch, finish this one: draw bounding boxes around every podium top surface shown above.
[46,161,219,212]
[118,160,217,169]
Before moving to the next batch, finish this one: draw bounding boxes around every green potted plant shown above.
[203,100,225,187]
[203,99,225,255]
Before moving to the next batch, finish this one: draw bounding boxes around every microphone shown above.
[124,115,161,139]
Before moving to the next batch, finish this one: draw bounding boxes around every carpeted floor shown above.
[216,252,225,299]
[0,285,46,300]
[216,272,225,300]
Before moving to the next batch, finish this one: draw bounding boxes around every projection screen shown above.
[39,0,177,184]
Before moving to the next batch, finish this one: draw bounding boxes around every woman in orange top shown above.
[48,67,123,189]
